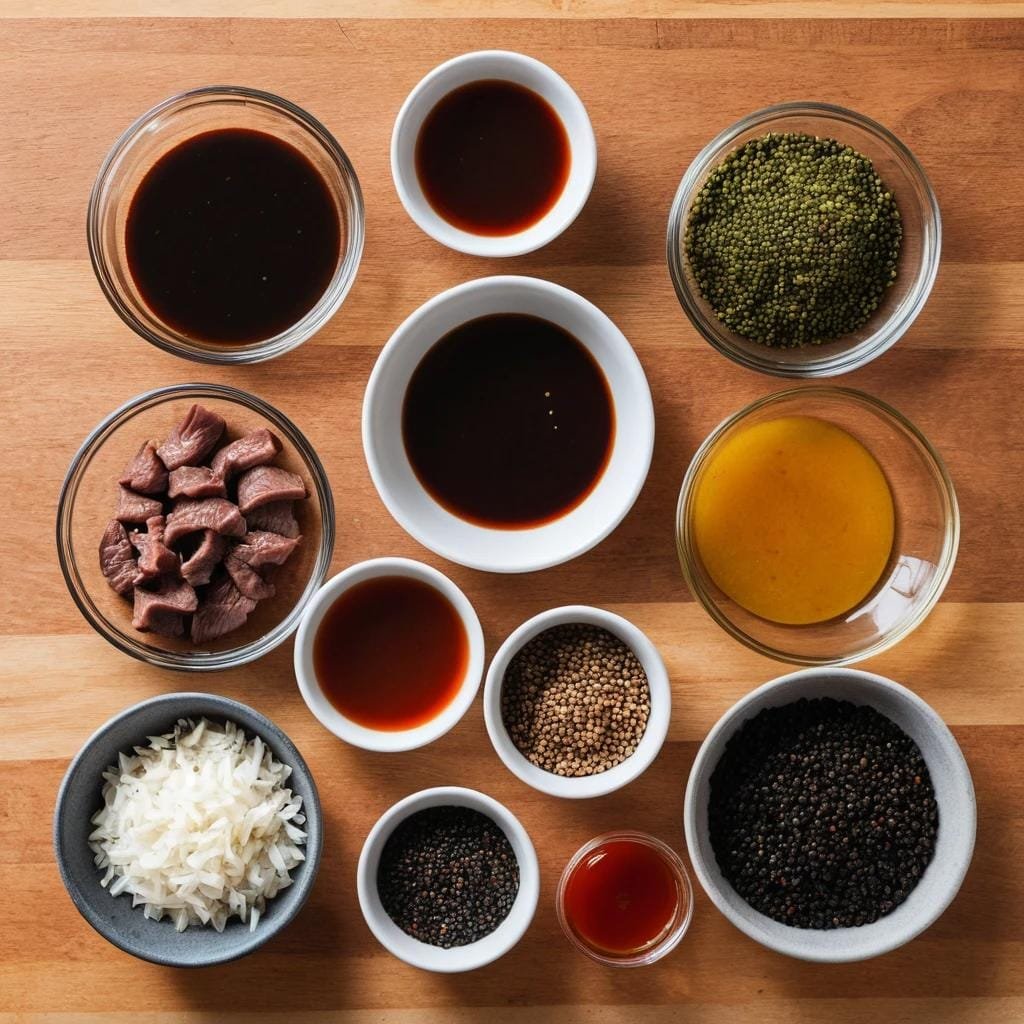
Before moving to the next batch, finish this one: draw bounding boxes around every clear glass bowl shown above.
[57,383,335,671]
[87,86,365,364]
[666,102,941,378]
[555,830,694,967]
[676,387,959,665]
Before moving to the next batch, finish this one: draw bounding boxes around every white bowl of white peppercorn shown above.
[483,606,671,799]
[356,786,540,973]
[683,667,975,963]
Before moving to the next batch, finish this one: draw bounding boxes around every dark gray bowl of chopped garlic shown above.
[667,101,940,378]
[53,692,322,966]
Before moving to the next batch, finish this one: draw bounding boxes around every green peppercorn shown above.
[684,132,902,348]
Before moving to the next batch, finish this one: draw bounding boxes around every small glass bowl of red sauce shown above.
[88,86,364,364]
[556,831,694,967]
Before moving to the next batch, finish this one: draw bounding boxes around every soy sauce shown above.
[415,80,570,236]
[563,838,681,956]
[402,313,614,529]
[312,576,467,732]
[125,128,341,344]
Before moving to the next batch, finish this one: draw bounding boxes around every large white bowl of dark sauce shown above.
[362,275,654,574]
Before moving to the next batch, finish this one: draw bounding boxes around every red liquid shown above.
[312,576,468,731]
[563,838,681,956]
[415,80,570,236]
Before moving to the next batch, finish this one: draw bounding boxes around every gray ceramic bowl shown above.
[53,693,323,967]
[683,668,975,962]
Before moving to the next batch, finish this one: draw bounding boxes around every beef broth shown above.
[126,128,341,344]
[415,80,570,236]
[402,313,614,528]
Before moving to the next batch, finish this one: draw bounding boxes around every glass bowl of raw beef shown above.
[57,383,335,671]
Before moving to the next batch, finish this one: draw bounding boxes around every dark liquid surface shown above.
[312,576,468,731]
[415,80,570,236]
[126,128,342,344]
[402,313,614,529]
[563,839,680,956]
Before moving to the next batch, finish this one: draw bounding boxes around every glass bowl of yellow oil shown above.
[676,387,959,665]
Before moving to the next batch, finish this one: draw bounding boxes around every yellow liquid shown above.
[693,416,895,626]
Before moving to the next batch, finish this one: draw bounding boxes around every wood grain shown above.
[5,2,1024,20]
[1,14,1022,1024]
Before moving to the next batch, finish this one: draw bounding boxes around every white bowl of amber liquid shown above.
[676,386,959,665]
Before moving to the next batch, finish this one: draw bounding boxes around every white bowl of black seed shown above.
[483,606,671,798]
[356,786,539,972]
[684,667,975,962]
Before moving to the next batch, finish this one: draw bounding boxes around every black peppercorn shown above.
[376,806,520,948]
[707,697,938,929]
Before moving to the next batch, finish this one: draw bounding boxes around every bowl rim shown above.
[390,50,597,257]
[355,785,540,972]
[676,385,960,666]
[293,557,486,751]
[52,691,324,968]
[87,84,365,365]
[56,381,336,671]
[554,829,695,966]
[361,274,655,574]
[682,666,976,963]
[482,605,671,798]
[666,100,942,379]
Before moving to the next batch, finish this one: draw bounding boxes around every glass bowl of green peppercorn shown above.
[667,102,940,378]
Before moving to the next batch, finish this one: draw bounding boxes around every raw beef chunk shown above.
[118,441,168,495]
[232,530,300,569]
[99,519,137,596]
[129,516,178,581]
[144,609,185,638]
[191,575,257,644]
[210,428,281,480]
[115,485,163,524]
[167,465,227,500]
[236,466,307,514]
[245,500,301,539]
[179,530,228,587]
[224,552,276,600]
[132,576,198,631]
[156,404,226,470]
[164,498,246,545]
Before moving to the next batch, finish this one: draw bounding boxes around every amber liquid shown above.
[415,80,570,235]
[126,128,341,344]
[402,313,615,529]
[563,838,681,956]
[312,576,468,731]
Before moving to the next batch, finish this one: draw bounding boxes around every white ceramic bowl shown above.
[683,667,975,963]
[293,558,484,751]
[362,276,654,574]
[357,786,540,972]
[483,606,671,798]
[391,50,596,256]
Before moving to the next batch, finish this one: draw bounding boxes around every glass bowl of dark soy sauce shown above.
[88,86,364,364]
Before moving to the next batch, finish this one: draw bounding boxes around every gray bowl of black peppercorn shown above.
[683,667,975,962]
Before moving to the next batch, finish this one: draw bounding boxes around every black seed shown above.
[707,697,938,930]
[376,806,520,948]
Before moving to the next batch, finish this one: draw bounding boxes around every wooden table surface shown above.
[2,5,1022,1022]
